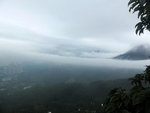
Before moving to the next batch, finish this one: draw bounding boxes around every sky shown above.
[0,0,150,69]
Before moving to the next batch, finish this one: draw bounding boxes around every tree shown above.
[128,0,150,35]
[128,74,144,87]
[103,1,150,113]
[104,66,150,113]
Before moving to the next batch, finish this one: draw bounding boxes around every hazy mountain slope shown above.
[114,45,150,60]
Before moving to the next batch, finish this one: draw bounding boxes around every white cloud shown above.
[0,0,149,68]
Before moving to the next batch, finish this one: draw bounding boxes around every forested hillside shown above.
[0,78,131,113]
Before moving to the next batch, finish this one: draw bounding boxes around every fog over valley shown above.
[0,24,149,69]
[0,0,150,70]
[0,0,150,113]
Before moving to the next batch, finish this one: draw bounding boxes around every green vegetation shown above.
[103,1,150,112]
[1,66,148,113]
[129,0,150,35]
[0,66,148,113]
[104,66,150,113]
[0,77,130,113]
[0,64,140,113]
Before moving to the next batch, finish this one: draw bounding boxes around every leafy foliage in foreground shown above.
[128,0,150,35]
[104,66,150,113]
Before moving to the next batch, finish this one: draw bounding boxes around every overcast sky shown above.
[0,0,150,68]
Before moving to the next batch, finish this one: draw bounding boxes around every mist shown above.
[1,0,150,112]
[0,0,149,69]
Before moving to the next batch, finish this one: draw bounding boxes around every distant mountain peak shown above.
[114,45,150,60]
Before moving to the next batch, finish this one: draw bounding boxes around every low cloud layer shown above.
[0,0,150,69]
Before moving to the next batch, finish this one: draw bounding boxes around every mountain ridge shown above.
[114,45,150,60]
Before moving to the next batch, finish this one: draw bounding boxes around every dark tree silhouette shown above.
[104,66,150,113]
[103,1,150,113]
[129,74,144,87]
[128,0,150,35]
